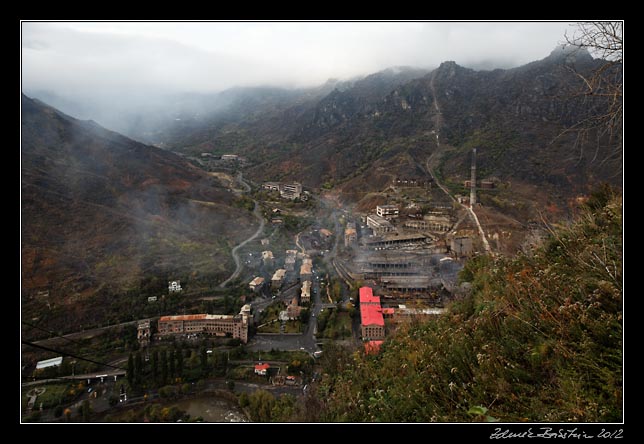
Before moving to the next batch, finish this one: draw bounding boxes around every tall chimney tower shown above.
[470,148,477,207]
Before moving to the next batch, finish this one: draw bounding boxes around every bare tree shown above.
[561,22,623,174]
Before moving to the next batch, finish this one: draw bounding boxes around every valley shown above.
[21,24,622,424]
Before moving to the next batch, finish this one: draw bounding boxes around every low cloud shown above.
[22,21,575,100]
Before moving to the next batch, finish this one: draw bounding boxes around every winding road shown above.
[219,174,265,288]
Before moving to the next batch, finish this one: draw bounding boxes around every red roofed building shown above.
[382,308,395,318]
[359,286,381,305]
[359,286,385,340]
[254,363,271,375]
[157,306,251,343]
[365,340,384,355]
[361,304,385,340]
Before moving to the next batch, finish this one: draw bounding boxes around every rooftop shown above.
[159,314,236,322]
[250,277,265,286]
[36,356,63,369]
[364,341,384,355]
[272,269,287,280]
[359,286,381,305]
[361,304,385,326]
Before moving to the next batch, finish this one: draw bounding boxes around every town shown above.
[22,148,498,422]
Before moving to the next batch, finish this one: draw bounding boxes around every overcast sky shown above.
[22,21,575,98]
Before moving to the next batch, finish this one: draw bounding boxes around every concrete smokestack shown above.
[470,148,477,207]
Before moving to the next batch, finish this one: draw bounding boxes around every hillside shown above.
[312,186,622,422]
[21,94,257,336]
[137,48,620,221]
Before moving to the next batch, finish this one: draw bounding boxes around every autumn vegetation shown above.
[306,185,622,422]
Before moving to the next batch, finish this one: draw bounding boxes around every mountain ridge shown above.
[21,93,257,336]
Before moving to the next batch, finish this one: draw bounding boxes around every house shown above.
[301,280,312,304]
[301,257,313,266]
[300,263,312,281]
[284,256,296,271]
[287,296,302,319]
[262,251,274,266]
[272,269,287,288]
[319,228,333,238]
[168,280,182,292]
[249,277,265,292]
[345,223,357,247]
[262,182,281,192]
[285,250,298,271]
[137,320,151,346]
[221,154,239,161]
[254,363,270,376]
[456,195,469,204]
[285,375,297,385]
[376,205,400,219]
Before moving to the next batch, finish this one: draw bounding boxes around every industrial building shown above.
[392,177,431,188]
[379,275,441,292]
[366,233,428,249]
[280,182,303,200]
[366,214,395,235]
[376,205,400,219]
[451,236,473,258]
[359,286,385,341]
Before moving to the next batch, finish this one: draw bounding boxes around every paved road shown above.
[220,174,265,287]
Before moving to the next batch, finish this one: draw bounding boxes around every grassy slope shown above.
[316,187,622,422]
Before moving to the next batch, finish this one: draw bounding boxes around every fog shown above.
[22,21,574,99]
